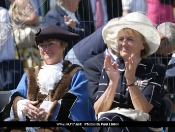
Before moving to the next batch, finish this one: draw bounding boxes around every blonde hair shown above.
[116,28,150,59]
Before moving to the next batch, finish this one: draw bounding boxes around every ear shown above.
[160,37,168,46]
[141,42,145,50]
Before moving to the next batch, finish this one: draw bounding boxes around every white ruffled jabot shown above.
[37,61,63,94]
[15,62,64,122]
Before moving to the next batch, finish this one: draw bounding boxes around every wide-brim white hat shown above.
[102,12,160,55]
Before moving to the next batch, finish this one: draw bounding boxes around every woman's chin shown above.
[43,58,54,65]
[44,58,61,65]
[120,52,130,59]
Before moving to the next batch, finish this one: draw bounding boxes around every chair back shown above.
[0,91,10,111]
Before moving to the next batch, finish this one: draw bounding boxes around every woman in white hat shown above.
[0,25,96,132]
[84,12,166,132]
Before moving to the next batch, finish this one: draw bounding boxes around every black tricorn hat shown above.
[35,25,80,45]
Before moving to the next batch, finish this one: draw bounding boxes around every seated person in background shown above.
[157,22,175,119]
[8,0,39,26]
[0,0,14,61]
[0,25,96,132]
[84,12,166,132]
[65,18,120,67]
[8,0,41,69]
[42,0,91,56]
[156,22,175,90]
[65,25,107,67]
[149,22,175,66]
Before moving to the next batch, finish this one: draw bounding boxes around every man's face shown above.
[156,38,175,56]
[67,0,80,12]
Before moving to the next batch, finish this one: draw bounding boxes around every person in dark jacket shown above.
[65,18,120,67]
[42,0,91,56]
[84,12,166,132]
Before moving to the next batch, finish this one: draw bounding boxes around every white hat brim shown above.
[102,21,160,55]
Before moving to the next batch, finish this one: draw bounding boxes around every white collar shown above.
[108,49,118,61]
[59,6,79,24]
[37,61,64,94]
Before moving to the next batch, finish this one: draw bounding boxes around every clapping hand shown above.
[104,54,120,82]
[124,54,139,84]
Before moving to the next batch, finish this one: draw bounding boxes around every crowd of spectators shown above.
[1,0,175,131]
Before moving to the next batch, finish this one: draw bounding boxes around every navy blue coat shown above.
[84,52,166,120]
[73,25,107,65]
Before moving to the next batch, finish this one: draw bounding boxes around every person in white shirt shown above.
[0,4,14,61]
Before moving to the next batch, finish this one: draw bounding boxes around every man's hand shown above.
[104,54,119,83]
[64,15,76,29]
